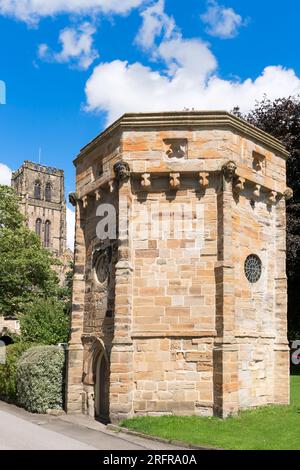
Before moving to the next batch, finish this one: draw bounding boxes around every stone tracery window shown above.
[44,220,51,247]
[45,183,51,202]
[35,218,42,237]
[244,254,262,283]
[34,181,41,199]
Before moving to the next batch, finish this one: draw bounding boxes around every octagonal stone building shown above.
[66,111,291,422]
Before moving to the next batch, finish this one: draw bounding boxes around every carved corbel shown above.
[268,191,277,205]
[284,187,294,201]
[141,173,151,190]
[108,180,115,193]
[253,184,261,200]
[170,172,180,190]
[82,195,88,209]
[233,176,245,194]
[199,172,209,188]
[95,189,103,201]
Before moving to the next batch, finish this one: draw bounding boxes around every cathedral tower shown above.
[11,160,66,256]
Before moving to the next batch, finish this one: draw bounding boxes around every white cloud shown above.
[158,37,217,80]
[0,163,12,185]
[86,0,299,124]
[135,0,176,50]
[66,206,75,251]
[86,51,300,125]
[0,0,145,23]
[39,22,99,69]
[201,0,244,39]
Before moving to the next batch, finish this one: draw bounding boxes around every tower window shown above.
[45,183,51,202]
[44,220,51,247]
[35,218,42,237]
[34,181,41,199]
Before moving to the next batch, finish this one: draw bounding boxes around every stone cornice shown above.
[78,168,287,202]
[74,111,289,165]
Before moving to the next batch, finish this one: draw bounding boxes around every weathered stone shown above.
[66,111,289,422]
[12,161,72,285]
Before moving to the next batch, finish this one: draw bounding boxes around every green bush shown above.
[19,298,70,345]
[0,342,34,402]
[16,345,65,413]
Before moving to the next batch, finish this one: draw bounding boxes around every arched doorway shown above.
[94,351,110,423]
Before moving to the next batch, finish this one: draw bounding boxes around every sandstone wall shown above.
[130,183,218,416]
[66,112,290,420]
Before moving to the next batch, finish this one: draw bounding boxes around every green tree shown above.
[233,97,300,338]
[0,185,60,317]
[19,298,70,345]
[61,261,74,315]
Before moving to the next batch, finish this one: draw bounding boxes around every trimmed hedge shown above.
[0,342,34,402]
[16,345,65,413]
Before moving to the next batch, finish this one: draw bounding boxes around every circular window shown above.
[244,254,262,283]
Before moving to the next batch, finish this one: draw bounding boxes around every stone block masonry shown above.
[66,111,291,422]
[11,160,67,256]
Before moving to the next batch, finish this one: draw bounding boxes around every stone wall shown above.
[66,112,290,421]
[0,316,20,336]
[133,337,214,416]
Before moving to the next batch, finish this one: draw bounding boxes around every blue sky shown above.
[0,0,300,246]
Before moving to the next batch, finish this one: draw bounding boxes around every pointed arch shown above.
[34,180,41,199]
[45,182,52,202]
[35,218,42,237]
[44,220,51,247]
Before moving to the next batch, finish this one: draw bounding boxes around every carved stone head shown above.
[114,161,130,181]
[222,161,237,182]
[284,187,294,201]
[69,192,78,207]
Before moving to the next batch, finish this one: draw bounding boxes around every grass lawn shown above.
[122,374,300,450]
